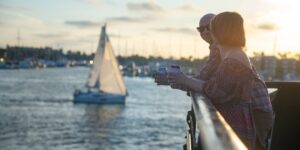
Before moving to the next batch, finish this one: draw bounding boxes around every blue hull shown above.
[73,92,126,104]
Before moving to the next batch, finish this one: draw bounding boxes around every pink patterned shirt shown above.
[202,58,273,149]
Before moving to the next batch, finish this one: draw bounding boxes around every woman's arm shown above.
[184,77,206,93]
[168,72,206,93]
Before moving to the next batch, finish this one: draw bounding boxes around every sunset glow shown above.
[0,0,299,58]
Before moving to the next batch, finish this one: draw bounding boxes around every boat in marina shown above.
[74,25,127,104]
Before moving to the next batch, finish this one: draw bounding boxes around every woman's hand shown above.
[154,72,169,85]
[167,71,188,89]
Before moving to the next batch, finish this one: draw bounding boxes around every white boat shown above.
[74,25,127,104]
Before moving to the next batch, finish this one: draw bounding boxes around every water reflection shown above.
[83,105,124,126]
[73,104,125,149]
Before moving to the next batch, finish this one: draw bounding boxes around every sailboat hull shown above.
[73,91,126,104]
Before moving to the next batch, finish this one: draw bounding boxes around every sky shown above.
[0,0,299,58]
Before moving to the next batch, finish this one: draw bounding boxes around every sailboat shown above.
[73,25,127,104]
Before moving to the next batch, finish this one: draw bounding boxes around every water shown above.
[0,67,191,150]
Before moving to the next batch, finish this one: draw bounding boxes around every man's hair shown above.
[200,13,216,25]
[210,12,246,48]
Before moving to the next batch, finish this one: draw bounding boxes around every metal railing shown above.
[183,82,289,150]
[184,92,248,150]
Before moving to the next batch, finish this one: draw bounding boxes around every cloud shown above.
[108,33,129,38]
[64,20,102,28]
[175,4,201,13]
[80,0,115,6]
[106,15,158,24]
[82,0,101,5]
[0,12,45,29]
[152,27,195,35]
[257,22,279,31]
[0,4,43,29]
[106,16,144,23]
[127,2,164,12]
[0,4,30,12]
[34,33,68,39]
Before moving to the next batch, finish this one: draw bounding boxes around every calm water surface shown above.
[0,67,190,150]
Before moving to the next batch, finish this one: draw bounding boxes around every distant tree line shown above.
[117,55,206,69]
[1,45,94,62]
[1,45,299,79]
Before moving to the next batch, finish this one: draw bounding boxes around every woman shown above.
[168,12,273,150]
[154,13,220,87]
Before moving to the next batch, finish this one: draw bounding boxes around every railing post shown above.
[184,107,196,150]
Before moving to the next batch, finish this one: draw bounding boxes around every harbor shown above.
[1,0,300,150]
[1,46,300,81]
[0,68,190,150]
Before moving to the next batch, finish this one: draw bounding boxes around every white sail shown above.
[86,26,106,88]
[86,25,127,95]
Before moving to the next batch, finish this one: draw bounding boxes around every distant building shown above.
[0,48,5,61]
[251,56,277,80]
[282,58,297,80]
[263,56,277,79]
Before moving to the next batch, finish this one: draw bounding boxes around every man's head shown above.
[198,13,215,44]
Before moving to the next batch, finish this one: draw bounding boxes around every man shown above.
[195,13,220,81]
[154,13,220,87]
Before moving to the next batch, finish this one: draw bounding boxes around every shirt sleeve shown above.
[203,59,253,104]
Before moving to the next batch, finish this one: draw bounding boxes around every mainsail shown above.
[85,26,106,88]
[86,25,127,95]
